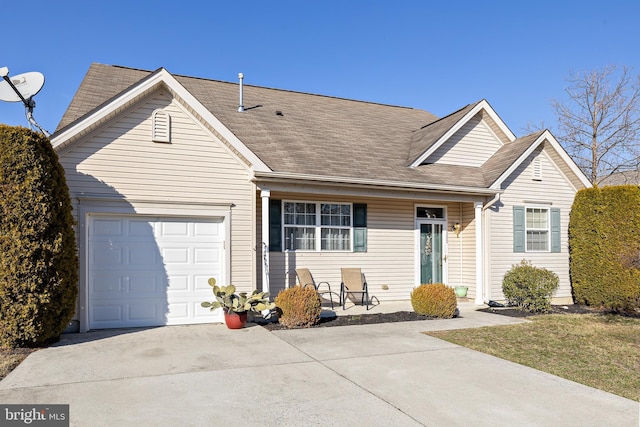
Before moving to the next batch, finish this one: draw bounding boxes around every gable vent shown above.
[152,109,171,143]
[532,157,542,181]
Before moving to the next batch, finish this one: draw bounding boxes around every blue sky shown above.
[1,0,639,136]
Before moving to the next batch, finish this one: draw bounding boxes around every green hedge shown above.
[569,186,640,312]
[0,126,78,347]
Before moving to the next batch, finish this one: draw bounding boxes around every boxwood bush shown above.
[275,285,322,328]
[570,186,640,312]
[0,126,78,347]
[410,283,457,318]
[502,260,559,313]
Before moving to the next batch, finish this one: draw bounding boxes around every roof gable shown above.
[51,64,269,172]
[483,130,591,190]
[408,99,516,167]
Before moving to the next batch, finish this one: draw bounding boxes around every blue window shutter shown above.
[550,208,561,253]
[353,203,367,252]
[513,206,525,253]
[269,199,282,252]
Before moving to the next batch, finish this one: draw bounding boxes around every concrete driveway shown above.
[0,309,637,426]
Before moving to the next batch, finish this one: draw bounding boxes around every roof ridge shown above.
[102,64,422,111]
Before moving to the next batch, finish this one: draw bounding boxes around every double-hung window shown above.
[526,207,549,251]
[321,204,351,250]
[283,202,316,250]
[513,205,561,253]
[283,202,352,251]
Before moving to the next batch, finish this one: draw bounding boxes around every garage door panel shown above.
[92,219,124,236]
[195,221,223,237]
[92,274,165,298]
[92,305,123,322]
[128,219,155,237]
[167,275,189,291]
[88,215,225,329]
[162,247,190,263]
[194,248,221,264]
[160,221,189,237]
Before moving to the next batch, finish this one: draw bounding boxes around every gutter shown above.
[252,171,501,196]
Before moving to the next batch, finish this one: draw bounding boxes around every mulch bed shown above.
[258,311,432,331]
[258,304,619,331]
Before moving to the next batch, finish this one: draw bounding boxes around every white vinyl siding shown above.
[58,91,255,293]
[486,146,576,301]
[427,114,503,167]
[265,197,473,302]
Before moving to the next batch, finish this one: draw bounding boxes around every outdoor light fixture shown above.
[451,223,461,237]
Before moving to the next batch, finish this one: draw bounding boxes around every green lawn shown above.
[426,313,640,401]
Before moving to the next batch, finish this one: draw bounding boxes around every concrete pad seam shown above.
[0,358,326,392]
[267,329,428,426]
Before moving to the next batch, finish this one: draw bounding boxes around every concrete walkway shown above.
[0,305,637,426]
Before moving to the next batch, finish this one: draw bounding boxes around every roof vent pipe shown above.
[237,72,244,112]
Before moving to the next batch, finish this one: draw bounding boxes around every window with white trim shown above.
[283,201,352,251]
[526,207,549,251]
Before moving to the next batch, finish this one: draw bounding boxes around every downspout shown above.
[482,192,501,212]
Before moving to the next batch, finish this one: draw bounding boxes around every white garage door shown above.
[88,215,225,329]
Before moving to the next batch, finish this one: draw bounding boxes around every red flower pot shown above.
[224,310,248,329]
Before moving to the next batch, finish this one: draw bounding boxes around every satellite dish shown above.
[0,71,44,102]
[0,67,49,136]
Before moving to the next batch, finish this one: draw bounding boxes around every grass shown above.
[426,313,640,401]
[0,348,37,381]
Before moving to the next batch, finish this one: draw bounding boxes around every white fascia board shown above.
[489,130,592,190]
[540,130,592,188]
[51,69,270,172]
[409,99,516,168]
[253,170,499,196]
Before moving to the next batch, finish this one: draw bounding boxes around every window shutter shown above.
[269,199,282,252]
[513,206,525,253]
[550,208,561,253]
[353,203,367,252]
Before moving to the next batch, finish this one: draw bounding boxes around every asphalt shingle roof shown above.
[55,63,542,191]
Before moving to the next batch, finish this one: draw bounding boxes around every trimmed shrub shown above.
[570,186,640,312]
[0,126,78,348]
[410,283,457,318]
[275,286,322,328]
[502,260,559,313]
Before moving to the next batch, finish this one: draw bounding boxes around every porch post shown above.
[261,189,271,294]
[474,201,484,305]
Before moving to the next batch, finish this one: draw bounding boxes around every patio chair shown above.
[340,268,370,310]
[295,268,336,309]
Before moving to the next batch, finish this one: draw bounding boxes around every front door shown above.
[420,222,444,284]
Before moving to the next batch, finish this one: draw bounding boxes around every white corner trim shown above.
[51,68,270,172]
[410,100,516,168]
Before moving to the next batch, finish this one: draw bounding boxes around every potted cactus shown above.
[201,278,275,329]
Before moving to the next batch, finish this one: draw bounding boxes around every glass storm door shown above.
[420,223,443,284]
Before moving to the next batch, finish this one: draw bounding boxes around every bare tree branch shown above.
[552,65,640,184]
